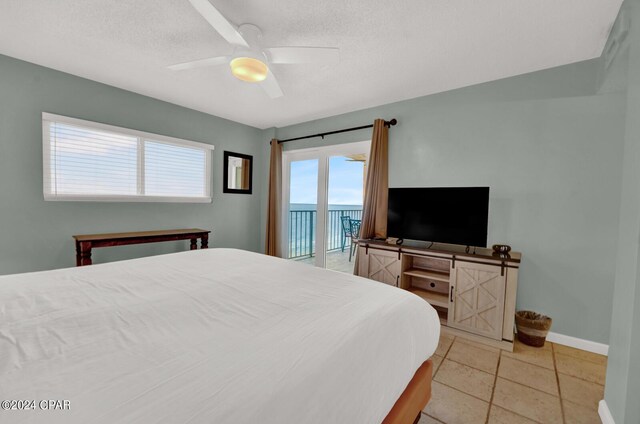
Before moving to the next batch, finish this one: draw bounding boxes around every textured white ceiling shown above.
[0,0,623,129]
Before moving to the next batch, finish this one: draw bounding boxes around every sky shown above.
[289,156,364,205]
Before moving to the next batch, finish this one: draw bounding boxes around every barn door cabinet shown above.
[356,240,520,351]
[357,246,402,287]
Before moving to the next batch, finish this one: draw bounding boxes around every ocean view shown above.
[290,203,362,211]
[288,203,363,258]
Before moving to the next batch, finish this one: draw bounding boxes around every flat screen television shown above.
[387,187,490,247]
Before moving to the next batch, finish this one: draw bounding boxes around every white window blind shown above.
[42,113,213,202]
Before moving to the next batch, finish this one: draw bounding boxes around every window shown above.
[42,113,214,202]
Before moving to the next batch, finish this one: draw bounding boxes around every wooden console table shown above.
[73,229,210,266]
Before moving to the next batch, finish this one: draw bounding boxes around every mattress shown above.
[0,248,439,424]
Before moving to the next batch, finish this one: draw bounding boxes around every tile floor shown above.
[419,333,607,424]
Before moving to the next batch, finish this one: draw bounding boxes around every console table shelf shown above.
[409,288,449,308]
[403,268,450,282]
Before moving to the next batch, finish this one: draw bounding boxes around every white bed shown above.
[0,248,439,424]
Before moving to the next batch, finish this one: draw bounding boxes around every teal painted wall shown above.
[0,54,263,275]
[605,1,640,422]
[261,59,627,344]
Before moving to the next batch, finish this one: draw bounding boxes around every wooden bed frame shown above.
[382,359,433,424]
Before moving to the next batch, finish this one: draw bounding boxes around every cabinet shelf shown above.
[408,288,449,309]
[403,268,450,282]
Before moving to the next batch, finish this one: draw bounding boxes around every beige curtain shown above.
[354,119,389,273]
[265,139,282,256]
[360,119,389,239]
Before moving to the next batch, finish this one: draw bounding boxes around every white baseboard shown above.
[599,400,615,424]
[545,331,609,356]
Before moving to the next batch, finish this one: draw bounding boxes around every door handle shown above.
[396,275,400,286]
[450,286,454,302]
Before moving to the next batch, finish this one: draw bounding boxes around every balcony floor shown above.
[295,248,356,274]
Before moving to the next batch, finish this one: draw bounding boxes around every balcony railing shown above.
[288,208,363,259]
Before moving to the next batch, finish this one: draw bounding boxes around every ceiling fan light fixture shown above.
[230,57,268,82]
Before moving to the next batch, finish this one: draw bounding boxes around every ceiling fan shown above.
[168,0,340,98]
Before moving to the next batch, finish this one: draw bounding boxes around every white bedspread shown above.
[0,248,439,424]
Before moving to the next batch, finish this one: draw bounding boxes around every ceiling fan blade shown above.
[188,0,249,47]
[260,71,284,99]
[167,56,229,71]
[265,47,339,65]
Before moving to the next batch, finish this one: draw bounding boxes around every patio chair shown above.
[348,219,361,261]
[340,215,353,252]
[341,215,362,261]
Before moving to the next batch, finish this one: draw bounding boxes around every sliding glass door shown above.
[282,141,370,272]
[286,158,319,261]
[325,155,366,272]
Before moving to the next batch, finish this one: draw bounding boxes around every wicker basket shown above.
[515,310,552,347]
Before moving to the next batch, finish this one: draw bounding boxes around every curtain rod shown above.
[274,118,397,144]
